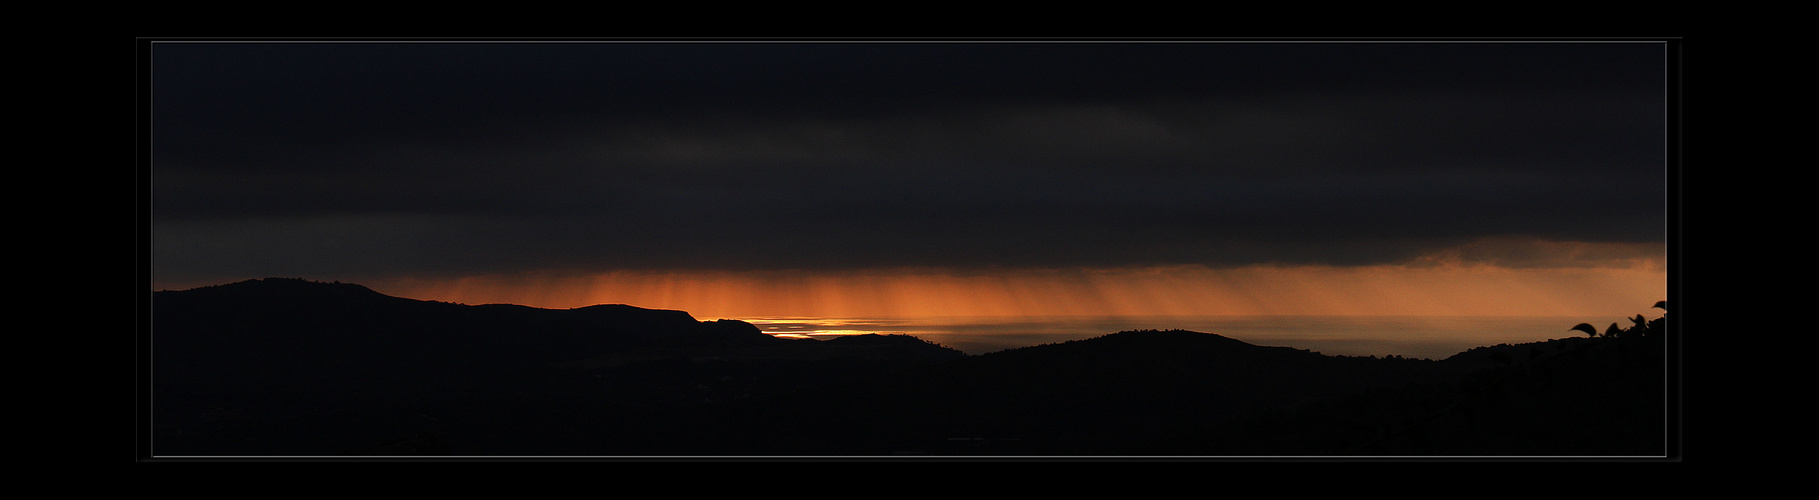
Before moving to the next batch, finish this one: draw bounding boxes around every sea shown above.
[743,315,1602,361]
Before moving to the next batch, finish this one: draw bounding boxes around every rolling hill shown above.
[144,278,1670,457]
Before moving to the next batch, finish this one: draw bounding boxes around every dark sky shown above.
[148,40,1670,286]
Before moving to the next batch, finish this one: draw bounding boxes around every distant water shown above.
[744,315,1598,360]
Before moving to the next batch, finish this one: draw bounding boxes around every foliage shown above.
[1570,300,1666,339]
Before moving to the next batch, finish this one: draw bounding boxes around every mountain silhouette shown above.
[618,329,1497,455]
[151,278,962,455]
[146,278,1669,457]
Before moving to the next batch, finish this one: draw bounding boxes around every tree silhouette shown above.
[1569,301,1667,340]
[1570,323,1598,337]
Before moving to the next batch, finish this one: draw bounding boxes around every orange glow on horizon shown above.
[364,257,1666,322]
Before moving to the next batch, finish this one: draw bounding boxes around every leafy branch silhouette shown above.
[1349,300,1670,454]
[1570,300,1666,340]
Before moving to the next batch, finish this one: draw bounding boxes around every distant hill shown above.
[150,278,963,455]
[610,329,1499,455]
[144,278,1669,458]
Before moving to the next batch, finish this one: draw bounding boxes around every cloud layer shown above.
[150,41,1669,285]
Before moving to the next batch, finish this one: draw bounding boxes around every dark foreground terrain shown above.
[144,278,1673,458]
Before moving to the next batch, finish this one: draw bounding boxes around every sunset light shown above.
[364,246,1664,321]
[146,39,1677,458]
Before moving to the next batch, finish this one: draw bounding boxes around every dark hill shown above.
[153,278,783,401]
[1130,327,1670,456]
[603,329,1482,455]
[146,279,1669,457]
[488,328,1666,456]
[149,278,963,455]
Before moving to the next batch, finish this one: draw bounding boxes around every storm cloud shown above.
[148,41,1669,285]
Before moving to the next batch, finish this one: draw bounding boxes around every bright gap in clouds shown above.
[368,248,1665,321]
